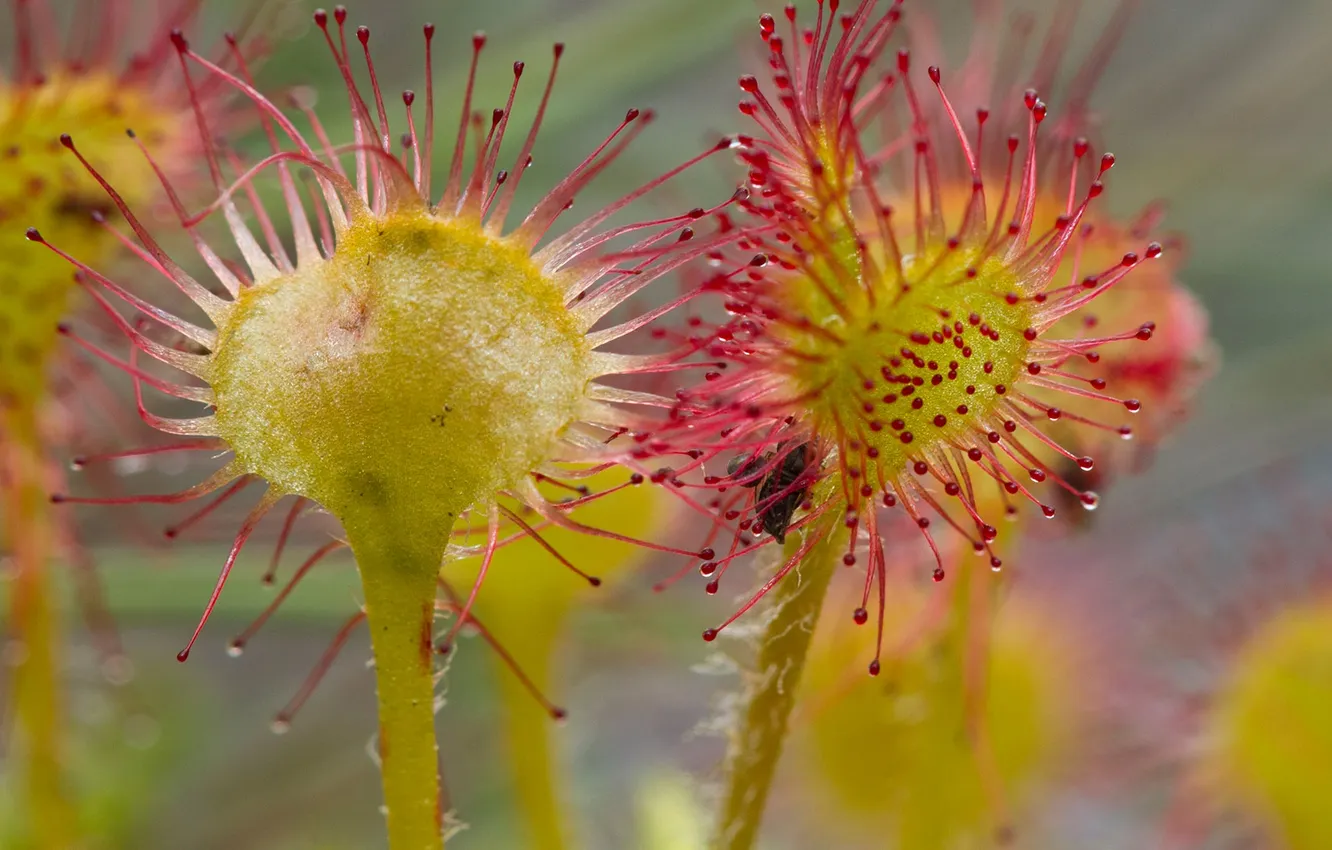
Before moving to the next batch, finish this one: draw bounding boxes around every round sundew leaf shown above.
[211,211,592,551]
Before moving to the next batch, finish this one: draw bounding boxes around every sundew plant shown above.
[40,5,744,848]
[639,1,1214,846]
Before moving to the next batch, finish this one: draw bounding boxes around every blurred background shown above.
[4,0,1332,847]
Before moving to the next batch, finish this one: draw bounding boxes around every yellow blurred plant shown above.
[442,465,677,850]
[797,569,1085,848]
[0,5,263,845]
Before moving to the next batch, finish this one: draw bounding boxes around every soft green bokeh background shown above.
[4,0,1332,847]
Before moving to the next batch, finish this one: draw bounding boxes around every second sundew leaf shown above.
[642,5,1215,850]
[651,0,1211,674]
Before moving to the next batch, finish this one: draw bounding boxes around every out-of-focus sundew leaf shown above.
[795,574,1081,850]
[440,466,676,850]
[1202,597,1332,850]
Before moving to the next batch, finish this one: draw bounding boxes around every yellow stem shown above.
[710,516,845,850]
[3,414,76,848]
[345,524,447,850]
[495,641,568,850]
